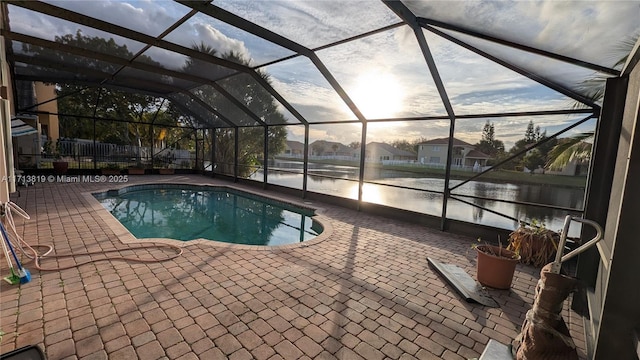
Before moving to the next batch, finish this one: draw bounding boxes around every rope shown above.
[1,201,183,272]
[523,308,577,349]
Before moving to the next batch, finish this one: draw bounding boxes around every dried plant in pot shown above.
[507,219,559,268]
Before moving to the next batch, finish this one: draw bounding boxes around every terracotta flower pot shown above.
[128,167,145,175]
[52,161,68,174]
[476,245,521,289]
[158,168,175,175]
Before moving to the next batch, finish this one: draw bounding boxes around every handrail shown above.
[551,215,604,274]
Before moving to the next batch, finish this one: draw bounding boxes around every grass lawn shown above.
[277,157,587,188]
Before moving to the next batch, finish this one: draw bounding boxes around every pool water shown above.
[95,186,322,245]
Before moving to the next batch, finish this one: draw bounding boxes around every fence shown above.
[20,138,194,170]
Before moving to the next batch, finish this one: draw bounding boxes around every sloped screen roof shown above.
[3,0,639,128]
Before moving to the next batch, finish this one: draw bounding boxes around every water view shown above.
[96,187,322,245]
[252,160,585,236]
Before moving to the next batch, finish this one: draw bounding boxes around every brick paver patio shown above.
[0,175,585,359]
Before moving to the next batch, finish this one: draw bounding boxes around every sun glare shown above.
[349,72,404,119]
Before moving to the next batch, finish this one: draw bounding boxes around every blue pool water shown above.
[95,185,322,245]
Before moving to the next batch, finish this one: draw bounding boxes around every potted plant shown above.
[158,165,175,175]
[475,238,521,289]
[127,166,145,175]
[101,163,121,175]
[45,140,69,174]
[507,219,559,267]
[52,158,69,174]
[128,157,146,175]
[156,151,175,175]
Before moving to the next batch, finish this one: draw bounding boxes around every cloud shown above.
[190,23,251,60]
[405,0,640,69]
[8,0,631,148]
[536,1,640,66]
[215,0,400,49]
[55,0,181,37]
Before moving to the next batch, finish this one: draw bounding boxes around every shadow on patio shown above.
[0,175,585,359]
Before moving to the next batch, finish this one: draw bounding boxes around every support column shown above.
[574,77,628,314]
[303,124,309,198]
[593,63,640,359]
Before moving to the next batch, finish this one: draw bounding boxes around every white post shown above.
[0,20,12,203]
[0,99,11,203]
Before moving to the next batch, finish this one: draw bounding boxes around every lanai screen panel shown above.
[164,12,295,67]
[317,25,447,119]
[6,4,148,59]
[264,56,357,123]
[423,30,582,115]
[42,0,193,38]
[116,67,200,93]
[218,73,298,125]
[214,0,401,49]
[403,0,640,70]
[135,47,191,72]
[12,40,119,72]
[431,27,608,107]
[10,41,119,84]
[168,92,229,129]
[137,46,238,82]
[12,62,105,88]
[191,84,259,127]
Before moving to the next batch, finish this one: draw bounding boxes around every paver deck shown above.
[0,175,586,359]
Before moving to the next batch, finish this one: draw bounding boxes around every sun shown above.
[349,72,404,119]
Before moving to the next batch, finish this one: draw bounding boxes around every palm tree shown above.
[546,132,594,170]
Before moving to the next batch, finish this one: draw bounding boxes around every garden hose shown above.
[1,201,183,272]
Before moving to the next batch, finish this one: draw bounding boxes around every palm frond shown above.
[546,132,594,170]
[614,32,640,68]
[571,32,639,108]
[572,77,606,109]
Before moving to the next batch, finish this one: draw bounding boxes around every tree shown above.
[546,132,593,170]
[22,30,170,144]
[522,149,545,173]
[331,144,339,155]
[503,120,559,170]
[475,121,505,157]
[390,139,417,154]
[524,121,540,143]
[180,44,287,177]
[312,144,325,156]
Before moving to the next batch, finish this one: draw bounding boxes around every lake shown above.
[250,160,586,236]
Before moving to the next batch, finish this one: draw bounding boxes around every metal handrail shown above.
[551,215,603,274]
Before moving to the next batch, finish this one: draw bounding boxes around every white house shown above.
[353,142,417,162]
[282,140,304,157]
[416,137,491,167]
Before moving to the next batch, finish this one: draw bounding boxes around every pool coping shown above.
[82,180,334,251]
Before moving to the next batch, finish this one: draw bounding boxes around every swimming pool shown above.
[94,185,323,246]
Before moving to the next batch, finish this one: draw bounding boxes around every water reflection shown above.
[258,164,585,236]
[98,189,320,245]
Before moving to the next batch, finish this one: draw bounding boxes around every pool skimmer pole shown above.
[0,219,30,284]
[1,228,19,284]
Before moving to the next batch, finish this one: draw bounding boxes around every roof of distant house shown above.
[366,142,416,157]
[310,140,353,153]
[417,137,473,147]
[286,140,304,151]
[465,149,492,159]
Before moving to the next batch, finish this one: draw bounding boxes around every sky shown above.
[10,0,640,149]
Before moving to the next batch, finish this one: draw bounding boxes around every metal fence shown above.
[19,138,195,170]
